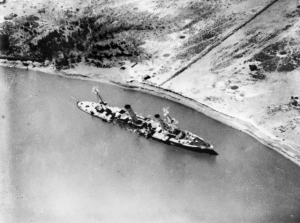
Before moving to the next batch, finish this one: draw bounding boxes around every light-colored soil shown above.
[162,0,300,164]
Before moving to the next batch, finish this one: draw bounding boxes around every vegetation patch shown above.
[285,9,300,18]
[253,39,300,73]
[204,96,224,103]
[267,104,291,116]
[0,34,9,51]
[0,1,230,70]
[0,7,165,69]
[0,0,276,76]
[250,70,266,80]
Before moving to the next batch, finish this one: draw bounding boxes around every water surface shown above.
[1,67,300,223]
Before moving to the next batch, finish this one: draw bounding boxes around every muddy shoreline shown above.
[1,60,300,166]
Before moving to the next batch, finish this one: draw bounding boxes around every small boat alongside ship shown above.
[77,87,218,155]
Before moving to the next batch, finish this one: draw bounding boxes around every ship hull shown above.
[77,101,218,155]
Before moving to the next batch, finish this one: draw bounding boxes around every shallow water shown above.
[1,67,300,223]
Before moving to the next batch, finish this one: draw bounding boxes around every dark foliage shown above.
[0,34,9,51]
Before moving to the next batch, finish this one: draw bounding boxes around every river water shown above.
[1,67,300,223]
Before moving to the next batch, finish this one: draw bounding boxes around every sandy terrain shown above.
[162,0,300,164]
[1,0,300,165]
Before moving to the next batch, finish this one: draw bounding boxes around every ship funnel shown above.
[154,114,166,130]
[125,104,138,123]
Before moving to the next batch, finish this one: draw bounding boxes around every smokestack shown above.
[125,104,138,123]
[154,114,166,130]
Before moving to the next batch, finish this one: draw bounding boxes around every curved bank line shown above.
[1,63,300,167]
[110,81,300,167]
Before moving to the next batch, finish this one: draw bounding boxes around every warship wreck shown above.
[77,87,218,155]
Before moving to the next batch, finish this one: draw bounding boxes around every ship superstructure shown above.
[77,88,218,155]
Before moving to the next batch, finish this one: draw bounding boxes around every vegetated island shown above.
[1,0,300,165]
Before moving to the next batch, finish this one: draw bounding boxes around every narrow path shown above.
[159,0,280,86]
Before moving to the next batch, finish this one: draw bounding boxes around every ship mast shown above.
[92,87,104,104]
[162,108,178,130]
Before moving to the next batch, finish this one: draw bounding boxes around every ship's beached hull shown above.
[77,101,218,155]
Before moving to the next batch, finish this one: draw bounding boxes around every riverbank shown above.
[2,0,300,165]
[1,59,300,166]
[3,65,300,223]
[114,82,300,165]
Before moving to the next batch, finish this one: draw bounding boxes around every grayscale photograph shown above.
[1,0,300,222]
